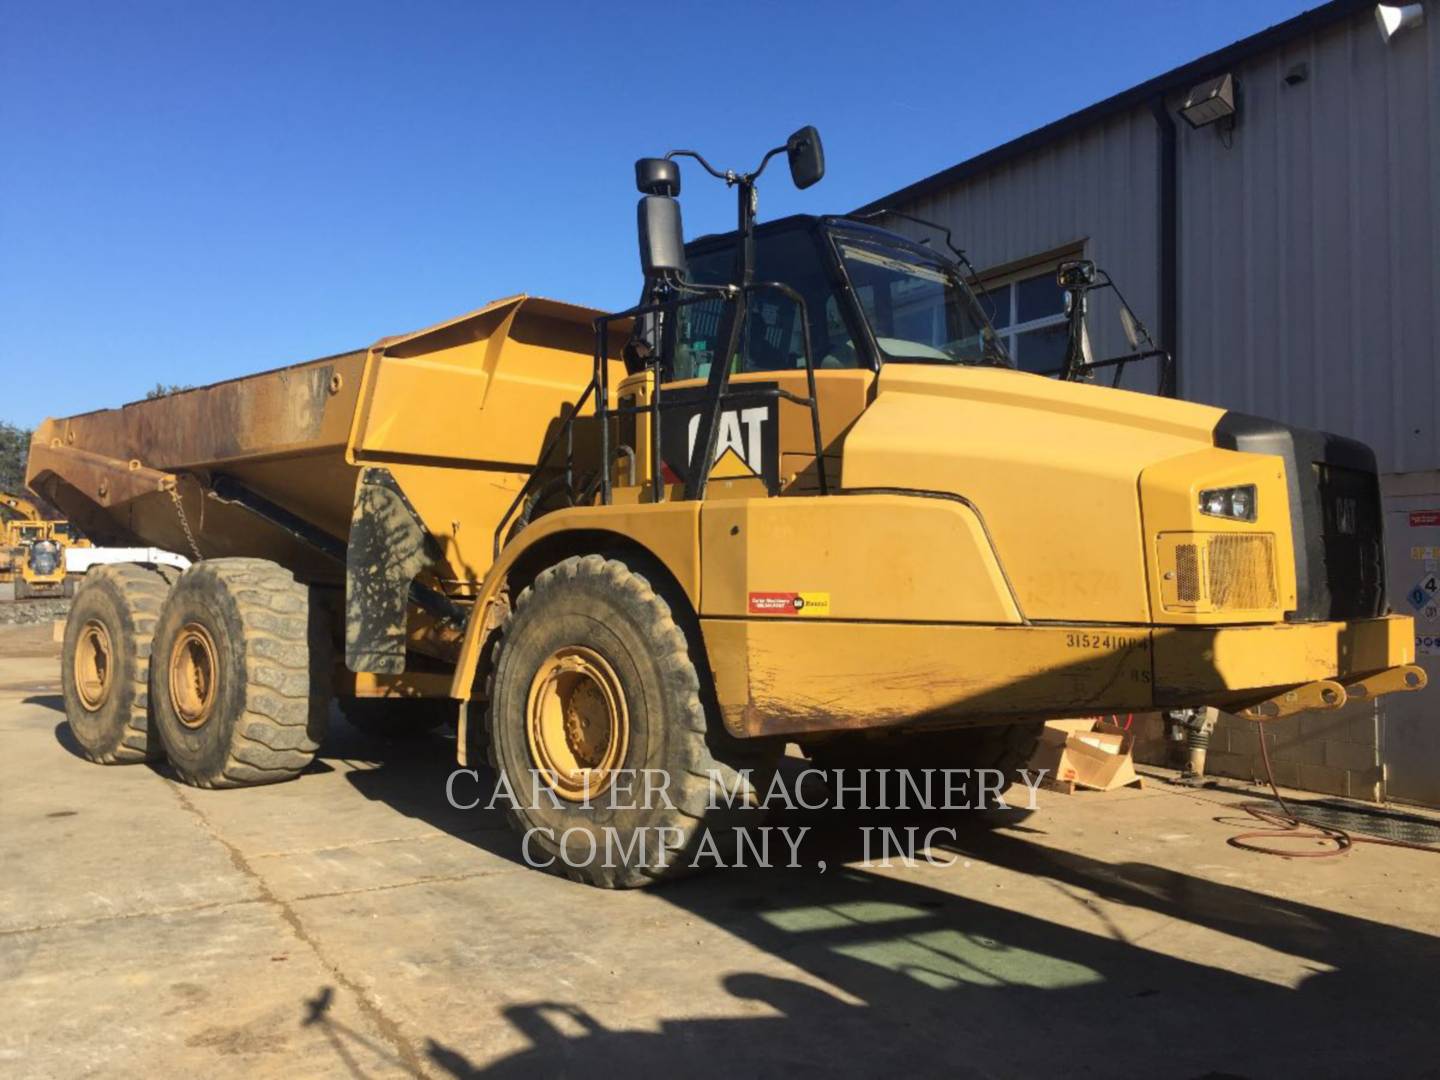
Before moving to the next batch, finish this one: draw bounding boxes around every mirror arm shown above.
[748,144,787,181]
[1074,348,1170,372]
[668,129,817,188]
[666,149,729,181]
[1034,347,1174,395]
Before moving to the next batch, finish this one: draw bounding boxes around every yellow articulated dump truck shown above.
[29,128,1424,886]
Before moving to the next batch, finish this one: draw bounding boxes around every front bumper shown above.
[1153,613,1424,719]
[1152,613,1413,698]
[702,614,1421,739]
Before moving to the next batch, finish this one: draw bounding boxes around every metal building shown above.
[859,0,1440,806]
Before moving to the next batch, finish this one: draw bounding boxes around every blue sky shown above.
[1,0,1320,428]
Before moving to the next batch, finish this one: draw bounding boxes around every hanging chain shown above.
[168,483,203,563]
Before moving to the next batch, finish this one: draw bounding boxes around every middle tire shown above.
[486,553,775,888]
[151,558,329,788]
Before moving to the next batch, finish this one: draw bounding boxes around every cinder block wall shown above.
[1204,707,1382,801]
[1129,708,1382,801]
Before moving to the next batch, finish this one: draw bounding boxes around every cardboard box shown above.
[1029,719,1143,793]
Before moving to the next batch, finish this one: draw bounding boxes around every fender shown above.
[447,500,702,763]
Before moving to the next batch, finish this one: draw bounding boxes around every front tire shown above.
[486,554,774,888]
[151,558,329,788]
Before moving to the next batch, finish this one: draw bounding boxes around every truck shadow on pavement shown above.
[333,726,1440,1078]
[50,719,338,775]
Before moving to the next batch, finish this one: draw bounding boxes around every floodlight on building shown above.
[1179,73,1237,129]
[1376,3,1425,42]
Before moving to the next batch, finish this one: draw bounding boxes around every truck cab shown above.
[616,214,1005,498]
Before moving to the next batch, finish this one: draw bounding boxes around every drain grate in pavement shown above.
[1289,799,1440,846]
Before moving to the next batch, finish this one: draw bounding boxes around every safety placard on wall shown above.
[1405,573,1439,612]
[747,591,831,617]
[1406,510,1440,655]
[1408,566,1440,655]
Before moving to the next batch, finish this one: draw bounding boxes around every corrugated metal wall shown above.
[1175,7,1438,474]
[890,7,1440,474]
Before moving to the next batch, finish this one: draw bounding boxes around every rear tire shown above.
[486,553,775,889]
[338,696,452,740]
[14,577,29,600]
[61,563,173,764]
[151,558,329,788]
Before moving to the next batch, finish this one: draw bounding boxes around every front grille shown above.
[1207,534,1278,610]
[1159,532,1279,613]
[1175,543,1201,602]
[1214,413,1387,622]
[1313,464,1385,620]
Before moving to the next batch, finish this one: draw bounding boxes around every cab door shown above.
[653,224,874,498]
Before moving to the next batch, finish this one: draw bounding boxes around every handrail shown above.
[494,282,830,559]
[1038,347,1174,391]
[492,378,598,560]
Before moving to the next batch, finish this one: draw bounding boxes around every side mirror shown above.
[637,195,686,278]
[635,158,680,196]
[1119,303,1144,352]
[785,126,825,190]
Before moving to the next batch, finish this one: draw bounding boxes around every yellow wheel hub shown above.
[75,619,113,712]
[526,646,628,801]
[169,622,219,729]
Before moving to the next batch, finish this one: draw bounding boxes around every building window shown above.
[975,250,1082,375]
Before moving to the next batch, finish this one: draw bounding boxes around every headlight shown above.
[1199,484,1257,522]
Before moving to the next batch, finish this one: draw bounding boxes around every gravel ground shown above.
[0,596,68,626]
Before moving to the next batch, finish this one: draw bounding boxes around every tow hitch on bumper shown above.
[1234,663,1427,721]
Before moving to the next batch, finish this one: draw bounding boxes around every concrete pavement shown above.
[3,620,1438,1078]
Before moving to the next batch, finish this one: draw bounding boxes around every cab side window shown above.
[670,228,860,381]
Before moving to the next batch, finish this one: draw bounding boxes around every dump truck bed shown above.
[28,295,627,588]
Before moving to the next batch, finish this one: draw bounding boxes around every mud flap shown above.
[345,468,443,673]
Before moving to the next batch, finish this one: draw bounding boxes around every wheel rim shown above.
[526,645,629,802]
[169,622,219,728]
[75,619,113,711]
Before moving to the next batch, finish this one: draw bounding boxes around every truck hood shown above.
[839,364,1227,623]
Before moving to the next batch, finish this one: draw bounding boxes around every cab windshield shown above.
[834,234,1010,367]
